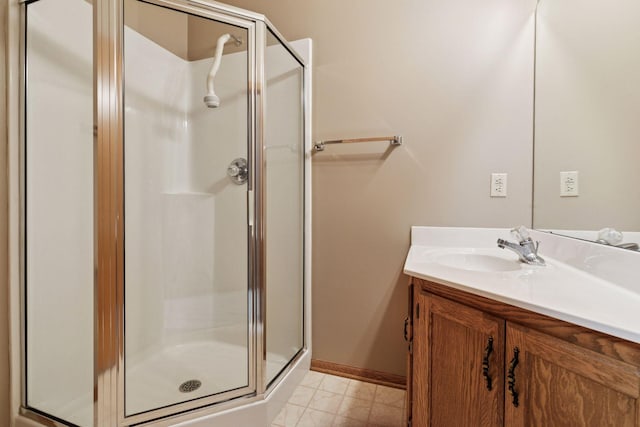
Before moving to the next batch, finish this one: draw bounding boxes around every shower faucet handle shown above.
[227,158,248,185]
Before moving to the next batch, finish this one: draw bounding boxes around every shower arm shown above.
[205,34,230,99]
[204,34,242,108]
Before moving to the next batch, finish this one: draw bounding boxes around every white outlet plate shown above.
[491,173,507,197]
[560,171,579,197]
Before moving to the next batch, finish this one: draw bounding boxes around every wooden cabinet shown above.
[407,278,640,427]
[412,292,504,427]
[505,323,640,427]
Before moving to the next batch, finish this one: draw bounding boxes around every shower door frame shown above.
[16,0,309,426]
[98,0,261,425]
[109,0,260,427]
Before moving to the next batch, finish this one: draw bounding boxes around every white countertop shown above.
[404,226,640,344]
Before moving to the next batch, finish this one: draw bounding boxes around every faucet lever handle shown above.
[511,225,531,243]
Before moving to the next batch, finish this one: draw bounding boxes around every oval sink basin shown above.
[435,253,521,272]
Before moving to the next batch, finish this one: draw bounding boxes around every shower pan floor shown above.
[125,339,291,417]
[33,341,292,425]
[126,339,248,415]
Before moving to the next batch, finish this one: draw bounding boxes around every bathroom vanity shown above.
[404,227,640,427]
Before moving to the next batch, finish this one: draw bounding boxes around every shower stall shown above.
[17,0,310,425]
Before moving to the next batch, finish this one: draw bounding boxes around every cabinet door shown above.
[413,292,505,427]
[505,322,640,427]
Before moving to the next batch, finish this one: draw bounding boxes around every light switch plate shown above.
[560,171,579,197]
[491,173,507,197]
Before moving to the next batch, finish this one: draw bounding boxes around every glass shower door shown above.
[123,0,252,416]
[264,30,305,385]
[24,0,94,425]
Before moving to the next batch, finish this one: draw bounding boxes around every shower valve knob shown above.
[227,158,248,185]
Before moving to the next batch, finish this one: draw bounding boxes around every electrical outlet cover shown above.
[560,171,579,197]
[491,173,507,197]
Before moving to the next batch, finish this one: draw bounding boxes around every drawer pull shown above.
[507,347,520,407]
[482,336,494,391]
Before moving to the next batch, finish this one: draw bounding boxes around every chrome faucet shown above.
[497,226,545,266]
[595,228,639,251]
[616,242,640,251]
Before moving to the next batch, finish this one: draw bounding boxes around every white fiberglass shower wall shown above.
[19,0,310,425]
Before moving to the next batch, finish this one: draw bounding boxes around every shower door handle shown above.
[227,158,248,185]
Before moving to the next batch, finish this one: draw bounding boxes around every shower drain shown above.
[179,379,202,393]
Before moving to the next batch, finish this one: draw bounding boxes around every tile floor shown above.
[271,371,406,427]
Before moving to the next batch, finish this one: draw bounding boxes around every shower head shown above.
[204,94,220,108]
[204,33,242,108]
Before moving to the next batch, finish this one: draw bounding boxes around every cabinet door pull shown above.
[507,347,520,407]
[404,317,410,342]
[482,336,494,391]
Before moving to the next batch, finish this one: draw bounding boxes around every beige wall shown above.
[124,0,188,59]
[187,15,247,60]
[1,0,10,424]
[124,1,247,62]
[226,0,536,376]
